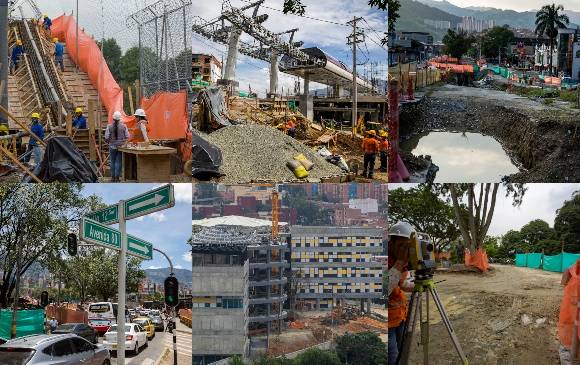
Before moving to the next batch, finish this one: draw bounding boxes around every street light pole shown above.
[117,200,127,365]
[11,240,22,339]
[152,247,177,365]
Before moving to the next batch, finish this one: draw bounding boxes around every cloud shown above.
[174,265,183,269]
[182,252,192,263]
[147,265,160,269]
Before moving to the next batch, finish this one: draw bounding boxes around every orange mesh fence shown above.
[464,248,489,272]
[559,260,580,354]
[138,91,189,141]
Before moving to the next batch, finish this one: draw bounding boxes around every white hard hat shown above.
[388,221,416,239]
[113,111,122,121]
[134,109,146,117]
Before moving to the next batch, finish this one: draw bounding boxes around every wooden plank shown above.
[128,85,135,115]
[88,99,97,161]
[0,144,42,183]
[0,105,47,147]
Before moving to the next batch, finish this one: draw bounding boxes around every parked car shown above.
[0,333,110,365]
[103,324,147,355]
[132,317,155,339]
[148,310,160,317]
[52,323,98,344]
[149,315,165,332]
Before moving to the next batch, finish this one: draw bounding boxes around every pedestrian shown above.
[285,116,297,138]
[72,107,87,129]
[133,108,150,143]
[53,38,64,72]
[104,111,128,182]
[379,130,389,173]
[362,130,379,179]
[23,112,44,167]
[10,40,24,74]
[42,14,52,31]
[50,317,58,332]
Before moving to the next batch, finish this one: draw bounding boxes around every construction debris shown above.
[203,124,344,183]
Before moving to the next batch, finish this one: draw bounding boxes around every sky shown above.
[444,0,580,12]
[389,183,579,237]
[81,183,192,271]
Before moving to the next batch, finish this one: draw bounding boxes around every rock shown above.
[535,317,547,327]
[521,314,532,326]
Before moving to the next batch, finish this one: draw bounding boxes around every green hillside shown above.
[395,0,462,41]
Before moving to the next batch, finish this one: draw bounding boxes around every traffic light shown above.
[67,233,77,256]
[164,276,179,307]
[40,291,49,307]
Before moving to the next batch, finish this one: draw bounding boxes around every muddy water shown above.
[402,131,520,182]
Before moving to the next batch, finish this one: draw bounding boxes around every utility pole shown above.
[117,200,127,365]
[0,0,8,126]
[11,239,22,339]
[347,16,364,137]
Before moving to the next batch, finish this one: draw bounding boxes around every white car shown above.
[103,324,147,355]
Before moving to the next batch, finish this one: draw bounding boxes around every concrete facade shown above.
[288,226,384,311]
[192,54,222,84]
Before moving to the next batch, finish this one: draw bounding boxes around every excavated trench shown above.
[399,96,580,182]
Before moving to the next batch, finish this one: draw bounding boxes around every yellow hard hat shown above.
[0,125,8,133]
[16,40,22,45]
[75,107,83,113]
[53,38,58,43]
[43,14,48,18]
[31,112,40,119]
[367,130,376,136]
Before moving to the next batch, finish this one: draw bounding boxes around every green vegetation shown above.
[535,4,570,76]
[481,25,515,59]
[555,191,580,252]
[442,29,475,59]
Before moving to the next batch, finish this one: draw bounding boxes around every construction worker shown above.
[379,130,389,173]
[362,130,380,178]
[285,116,297,138]
[104,111,129,182]
[388,222,414,365]
[23,112,45,167]
[559,260,580,364]
[72,108,87,129]
[10,40,24,74]
[53,38,64,72]
[133,109,150,143]
[42,14,52,31]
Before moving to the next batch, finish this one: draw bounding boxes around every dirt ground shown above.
[399,84,580,182]
[406,264,562,365]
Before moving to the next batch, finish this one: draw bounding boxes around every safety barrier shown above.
[178,308,192,328]
[0,309,45,340]
[515,252,580,273]
[45,305,88,325]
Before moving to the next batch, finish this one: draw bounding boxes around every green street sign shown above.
[86,205,119,225]
[80,218,121,251]
[124,184,175,220]
[127,235,153,260]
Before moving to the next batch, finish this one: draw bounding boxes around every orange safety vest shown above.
[362,137,379,154]
[379,139,389,152]
[286,120,296,130]
[559,262,580,353]
[388,271,409,329]
[132,121,151,143]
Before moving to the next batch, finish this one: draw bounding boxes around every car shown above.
[0,333,110,365]
[132,317,155,339]
[103,324,147,356]
[148,310,160,317]
[52,323,98,344]
[149,315,165,331]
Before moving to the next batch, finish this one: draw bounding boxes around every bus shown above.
[87,302,117,335]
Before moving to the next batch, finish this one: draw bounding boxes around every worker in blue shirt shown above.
[53,38,64,72]
[10,40,24,74]
[23,113,45,166]
[42,14,52,31]
[72,107,87,129]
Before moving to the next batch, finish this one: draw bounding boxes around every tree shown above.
[555,191,580,252]
[388,185,460,254]
[293,348,342,365]
[335,331,388,365]
[99,38,123,82]
[286,197,332,225]
[497,230,523,259]
[481,25,515,59]
[442,29,476,59]
[535,4,569,75]
[0,183,90,308]
[447,184,526,253]
[520,219,556,250]
[119,47,141,84]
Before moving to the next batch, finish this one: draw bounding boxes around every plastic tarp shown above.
[543,253,563,272]
[139,91,189,141]
[191,132,223,179]
[23,136,98,183]
[0,309,45,341]
[197,87,235,132]
[563,253,580,272]
[515,253,527,267]
[559,259,580,353]
[464,248,489,272]
[527,253,543,269]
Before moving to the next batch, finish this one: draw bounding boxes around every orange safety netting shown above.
[428,61,474,73]
[559,260,580,354]
[51,15,189,148]
[464,248,489,272]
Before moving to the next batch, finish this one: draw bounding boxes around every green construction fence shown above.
[515,252,580,273]
[0,309,45,341]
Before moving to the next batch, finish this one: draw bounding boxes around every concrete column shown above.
[224,29,242,81]
[303,73,310,96]
[0,0,8,125]
[300,73,313,120]
[269,50,279,96]
[333,84,344,98]
[366,298,371,313]
[316,298,320,310]
[360,298,364,312]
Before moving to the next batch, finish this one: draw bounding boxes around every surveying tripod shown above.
[395,270,469,365]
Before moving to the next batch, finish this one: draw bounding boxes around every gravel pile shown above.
[205,125,344,183]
